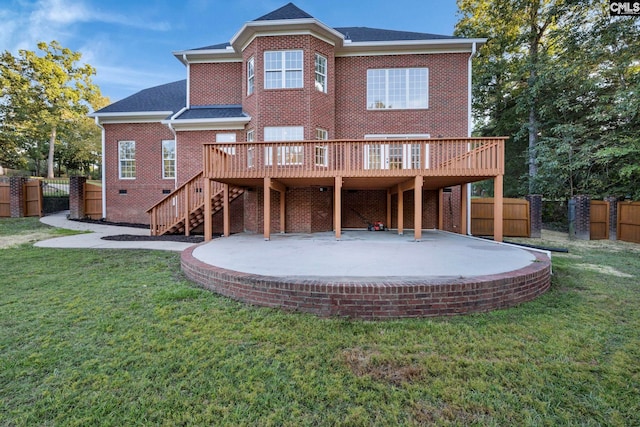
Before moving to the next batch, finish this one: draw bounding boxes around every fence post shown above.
[9,176,27,218]
[526,194,542,238]
[605,196,618,241]
[570,194,590,240]
[69,176,87,219]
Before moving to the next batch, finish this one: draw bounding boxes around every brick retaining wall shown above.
[181,248,551,319]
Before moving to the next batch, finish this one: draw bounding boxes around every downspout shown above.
[466,41,478,235]
[94,117,107,220]
[184,54,190,107]
[167,106,187,189]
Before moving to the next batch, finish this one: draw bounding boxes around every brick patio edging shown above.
[181,247,552,319]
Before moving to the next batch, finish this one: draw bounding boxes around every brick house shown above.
[90,3,506,242]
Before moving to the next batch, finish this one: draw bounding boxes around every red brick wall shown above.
[182,248,552,319]
[103,122,177,224]
[190,62,242,106]
[335,53,469,138]
[242,35,336,140]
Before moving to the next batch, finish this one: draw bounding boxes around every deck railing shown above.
[203,137,505,180]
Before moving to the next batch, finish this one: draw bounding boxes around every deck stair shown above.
[147,172,244,236]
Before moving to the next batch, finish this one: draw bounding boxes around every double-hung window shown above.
[162,140,175,179]
[264,126,304,166]
[264,50,303,89]
[118,140,135,179]
[315,128,328,167]
[247,57,255,95]
[315,54,327,93]
[367,68,428,110]
[246,130,255,168]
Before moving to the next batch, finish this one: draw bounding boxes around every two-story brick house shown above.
[91,3,507,242]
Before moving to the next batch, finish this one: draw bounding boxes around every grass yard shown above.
[1,218,639,426]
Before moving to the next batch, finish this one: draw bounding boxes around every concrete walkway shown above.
[192,230,542,278]
[35,211,196,252]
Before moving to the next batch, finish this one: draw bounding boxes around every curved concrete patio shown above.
[182,230,552,319]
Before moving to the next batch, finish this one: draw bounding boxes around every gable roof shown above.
[91,80,186,117]
[254,2,313,21]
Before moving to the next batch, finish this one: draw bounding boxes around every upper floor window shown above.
[162,139,175,179]
[264,126,304,166]
[246,129,254,142]
[315,54,327,93]
[367,68,428,110]
[264,50,303,89]
[216,133,236,155]
[247,57,255,95]
[315,128,328,167]
[118,140,135,179]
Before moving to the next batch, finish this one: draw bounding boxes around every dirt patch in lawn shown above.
[0,232,53,249]
[574,263,633,278]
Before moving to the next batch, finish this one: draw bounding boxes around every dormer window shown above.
[264,50,303,89]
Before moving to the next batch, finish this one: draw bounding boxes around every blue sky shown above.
[1,0,461,102]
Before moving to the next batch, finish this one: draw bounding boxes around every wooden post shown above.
[460,183,468,235]
[494,175,504,242]
[386,189,392,230]
[184,183,191,237]
[223,183,230,237]
[414,176,423,241]
[398,189,404,235]
[334,176,342,240]
[204,178,212,241]
[438,188,444,230]
[264,177,271,240]
[280,189,286,233]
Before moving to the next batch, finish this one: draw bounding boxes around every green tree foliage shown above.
[0,41,105,178]
[456,0,640,199]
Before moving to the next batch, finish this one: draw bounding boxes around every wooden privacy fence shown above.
[618,201,640,244]
[0,178,42,217]
[590,200,609,240]
[0,180,9,217]
[471,198,530,237]
[84,182,102,219]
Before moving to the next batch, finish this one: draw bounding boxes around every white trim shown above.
[231,18,344,51]
[239,29,337,52]
[94,117,107,219]
[185,58,190,107]
[336,48,478,58]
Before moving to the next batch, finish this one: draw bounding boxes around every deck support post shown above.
[184,182,191,237]
[264,177,271,240]
[204,178,213,242]
[494,174,504,242]
[414,176,423,241]
[386,189,392,230]
[334,176,342,240]
[280,189,286,234]
[397,189,404,235]
[438,188,444,231]
[460,183,468,235]
[223,183,230,237]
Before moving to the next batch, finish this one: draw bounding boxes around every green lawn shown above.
[1,218,639,426]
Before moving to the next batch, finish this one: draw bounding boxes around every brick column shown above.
[526,194,542,238]
[605,196,618,241]
[570,194,590,240]
[68,176,87,219]
[9,177,27,218]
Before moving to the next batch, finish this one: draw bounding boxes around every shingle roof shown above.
[335,27,459,42]
[174,105,247,120]
[254,2,313,21]
[192,42,231,51]
[94,80,186,114]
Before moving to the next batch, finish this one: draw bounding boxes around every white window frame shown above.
[363,134,430,170]
[118,140,135,179]
[247,57,255,95]
[315,54,327,93]
[315,128,328,167]
[162,139,175,180]
[264,126,304,166]
[216,133,236,155]
[264,50,303,89]
[367,68,429,110]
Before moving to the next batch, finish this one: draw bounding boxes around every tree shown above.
[0,41,102,177]
[456,0,640,199]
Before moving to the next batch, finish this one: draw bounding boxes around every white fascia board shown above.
[89,111,173,124]
[240,29,338,52]
[164,116,251,131]
[173,48,242,65]
[231,18,344,51]
[336,38,487,57]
